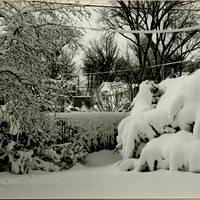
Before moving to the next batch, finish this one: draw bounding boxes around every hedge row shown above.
[53,112,126,152]
[0,112,126,174]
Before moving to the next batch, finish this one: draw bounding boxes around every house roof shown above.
[99,81,128,94]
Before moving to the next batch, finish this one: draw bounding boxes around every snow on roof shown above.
[99,81,128,93]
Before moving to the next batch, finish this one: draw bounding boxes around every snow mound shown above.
[84,150,122,167]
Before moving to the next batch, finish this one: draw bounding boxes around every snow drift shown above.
[117,69,200,172]
[3,150,200,198]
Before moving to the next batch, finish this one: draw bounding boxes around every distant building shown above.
[98,81,130,101]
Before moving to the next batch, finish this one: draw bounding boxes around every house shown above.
[98,81,130,101]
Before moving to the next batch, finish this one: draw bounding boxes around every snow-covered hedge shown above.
[0,111,126,174]
[53,112,126,152]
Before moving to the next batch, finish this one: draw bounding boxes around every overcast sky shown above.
[73,6,128,68]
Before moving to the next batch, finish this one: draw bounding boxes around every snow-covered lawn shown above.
[1,150,200,198]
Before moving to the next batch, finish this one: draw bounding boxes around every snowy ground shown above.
[1,150,200,198]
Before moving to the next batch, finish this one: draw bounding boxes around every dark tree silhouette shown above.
[99,1,200,82]
[114,50,140,100]
[82,34,119,94]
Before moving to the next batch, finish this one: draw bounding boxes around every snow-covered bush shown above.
[92,89,132,112]
[32,126,89,171]
[0,111,125,174]
[0,111,59,174]
[116,80,171,159]
[134,130,200,173]
[0,122,88,173]
[117,68,200,171]
[116,81,154,148]
[167,70,200,138]
[0,137,34,174]
[116,70,200,159]
[30,112,125,172]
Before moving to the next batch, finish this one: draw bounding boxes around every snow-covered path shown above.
[0,150,200,198]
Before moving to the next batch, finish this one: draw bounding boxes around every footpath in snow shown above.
[0,150,200,198]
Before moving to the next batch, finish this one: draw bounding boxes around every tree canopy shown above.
[82,34,119,94]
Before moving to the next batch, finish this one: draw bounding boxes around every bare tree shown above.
[99,1,200,82]
[82,34,119,94]
[115,49,140,100]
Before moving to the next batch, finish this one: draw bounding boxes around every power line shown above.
[32,1,200,12]
[69,24,200,34]
[83,59,196,75]
[30,0,200,12]
[34,22,200,34]
[39,21,200,34]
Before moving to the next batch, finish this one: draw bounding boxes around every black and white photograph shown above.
[1,0,200,198]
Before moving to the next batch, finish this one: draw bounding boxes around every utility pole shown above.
[77,75,80,95]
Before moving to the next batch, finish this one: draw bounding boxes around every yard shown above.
[0,150,200,198]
